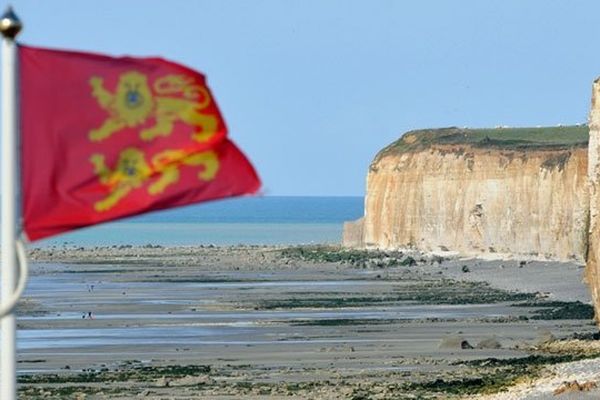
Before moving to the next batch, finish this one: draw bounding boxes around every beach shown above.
[14,245,600,399]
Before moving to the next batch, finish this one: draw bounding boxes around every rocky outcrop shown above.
[342,217,364,248]
[345,126,589,262]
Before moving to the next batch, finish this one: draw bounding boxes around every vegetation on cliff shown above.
[375,125,589,162]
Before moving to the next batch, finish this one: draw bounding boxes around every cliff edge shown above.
[345,126,589,262]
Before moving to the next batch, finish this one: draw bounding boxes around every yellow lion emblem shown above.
[89,71,218,142]
[90,147,219,212]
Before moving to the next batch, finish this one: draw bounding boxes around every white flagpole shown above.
[0,6,22,400]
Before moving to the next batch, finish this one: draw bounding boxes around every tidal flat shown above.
[14,245,600,399]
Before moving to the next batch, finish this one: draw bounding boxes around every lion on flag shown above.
[89,71,219,143]
[90,148,219,212]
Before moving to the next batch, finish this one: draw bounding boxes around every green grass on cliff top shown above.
[376,125,589,160]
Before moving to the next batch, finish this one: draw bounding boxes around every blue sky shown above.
[8,1,599,196]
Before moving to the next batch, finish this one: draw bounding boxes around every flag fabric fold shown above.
[19,45,260,241]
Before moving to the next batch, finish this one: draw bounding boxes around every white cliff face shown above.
[354,144,588,262]
[586,80,600,321]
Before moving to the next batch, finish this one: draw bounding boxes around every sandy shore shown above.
[13,245,600,399]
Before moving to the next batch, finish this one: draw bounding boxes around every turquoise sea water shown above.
[34,196,364,247]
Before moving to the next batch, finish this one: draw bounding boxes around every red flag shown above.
[19,45,261,241]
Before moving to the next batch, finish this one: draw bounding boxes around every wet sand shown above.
[13,246,600,399]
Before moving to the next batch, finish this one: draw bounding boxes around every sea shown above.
[34,196,364,247]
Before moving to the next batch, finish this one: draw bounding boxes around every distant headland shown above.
[344,125,589,262]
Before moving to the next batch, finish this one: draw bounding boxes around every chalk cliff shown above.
[586,81,600,320]
[345,126,589,262]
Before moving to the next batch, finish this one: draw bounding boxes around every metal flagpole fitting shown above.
[0,5,22,400]
[0,6,22,38]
